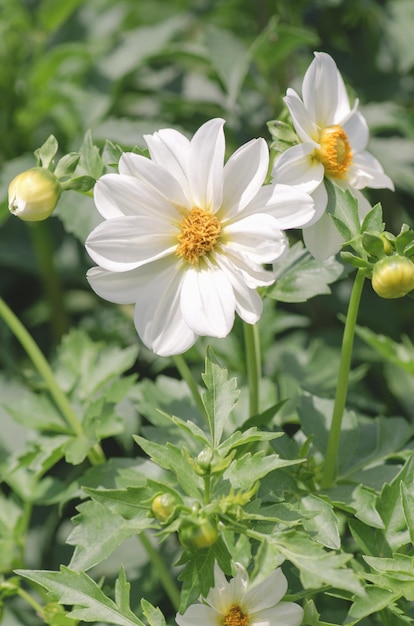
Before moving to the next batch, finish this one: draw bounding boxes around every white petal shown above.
[94,173,180,221]
[272,143,324,193]
[222,138,269,217]
[181,265,235,337]
[133,260,197,356]
[252,602,304,626]
[244,183,315,230]
[343,110,369,153]
[223,249,277,289]
[348,151,395,190]
[302,52,351,127]
[187,118,225,212]
[306,181,328,226]
[176,604,219,626]
[224,213,286,264]
[119,152,190,209]
[284,89,318,143]
[303,211,343,260]
[85,216,176,271]
[144,127,192,201]
[245,568,287,612]
[87,265,142,304]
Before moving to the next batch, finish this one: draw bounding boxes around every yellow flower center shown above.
[176,207,221,265]
[223,605,250,626]
[315,124,352,178]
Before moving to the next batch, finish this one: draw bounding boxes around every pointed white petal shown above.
[187,118,225,212]
[302,52,351,127]
[87,265,142,304]
[306,181,328,226]
[216,256,263,324]
[94,173,180,222]
[223,249,277,289]
[284,89,318,143]
[222,138,269,217]
[348,151,394,190]
[245,568,287,611]
[144,127,192,202]
[272,143,324,193]
[119,152,190,208]
[252,602,304,626]
[224,213,286,263]
[85,216,176,271]
[132,259,196,356]
[176,604,219,626]
[343,110,369,153]
[303,211,343,260]
[181,265,235,337]
[243,183,316,230]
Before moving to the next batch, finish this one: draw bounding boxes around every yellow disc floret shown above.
[223,605,250,626]
[315,125,352,179]
[177,207,221,265]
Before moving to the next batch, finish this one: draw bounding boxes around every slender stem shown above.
[173,354,208,423]
[138,532,181,611]
[17,587,45,618]
[204,474,211,506]
[29,221,69,342]
[321,269,366,488]
[243,322,261,417]
[0,297,105,465]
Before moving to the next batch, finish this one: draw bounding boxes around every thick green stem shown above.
[321,270,366,488]
[173,354,208,423]
[29,221,69,342]
[243,322,261,417]
[138,532,180,611]
[0,297,105,465]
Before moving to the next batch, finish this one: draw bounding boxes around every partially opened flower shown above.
[85,118,314,356]
[175,562,303,626]
[272,52,394,260]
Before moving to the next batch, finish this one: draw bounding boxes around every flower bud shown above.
[178,516,219,549]
[372,255,414,299]
[8,167,62,222]
[151,493,178,522]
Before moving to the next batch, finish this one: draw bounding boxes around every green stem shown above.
[0,297,105,465]
[29,221,69,342]
[243,322,261,417]
[173,354,208,423]
[321,269,366,488]
[17,587,45,618]
[138,532,181,611]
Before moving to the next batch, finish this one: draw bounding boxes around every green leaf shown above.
[360,202,384,234]
[401,482,414,545]
[62,175,96,192]
[355,325,414,375]
[268,242,344,303]
[67,498,152,571]
[54,153,80,179]
[346,585,400,622]
[300,494,341,550]
[325,179,361,242]
[201,348,240,447]
[34,135,58,169]
[78,130,104,180]
[223,450,302,490]
[2,389,68,433]
[16,567,145,626]
[140,599,166,626]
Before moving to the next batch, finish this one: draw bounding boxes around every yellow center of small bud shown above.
[176,207,221,265]
[223,605,250,626]
[315,125,352,178]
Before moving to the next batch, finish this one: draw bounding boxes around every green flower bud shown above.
[178,516,219,549]
[372,255,414,299]
[8,167,62,222]
[151,493,178,522]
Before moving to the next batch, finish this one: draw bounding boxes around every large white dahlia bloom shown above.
[176,562,303,626]
[272,52,394,260]
[85,118,314,356]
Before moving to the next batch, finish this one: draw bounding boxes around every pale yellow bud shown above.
[372,255,414,299]
[8,167,62,222]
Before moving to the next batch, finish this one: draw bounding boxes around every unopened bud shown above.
[151,493,178,522]
[372,255,414,299]
[8,167,62,222]
[178,516,219,549]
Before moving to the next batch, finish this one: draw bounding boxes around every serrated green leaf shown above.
[325,179,361,242]
[84,486,150,520]
[201,348,240,447]
[2,390,68,433]
[78,130,104,179]
[360,202,384,234]
[67,498,152,571]
[35,135,58,169]
[361,232,387,258]
[347,585,400,622]
[16,567,145,626]
[363,553,414,581]
[269,241,344,302]
[223,450,302,490]
[300,494,341,550]
[140,599,166,626]
[54,153,80,179]
[401,483,414,545]
[218,427,283,457]
[355,326,414,375]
